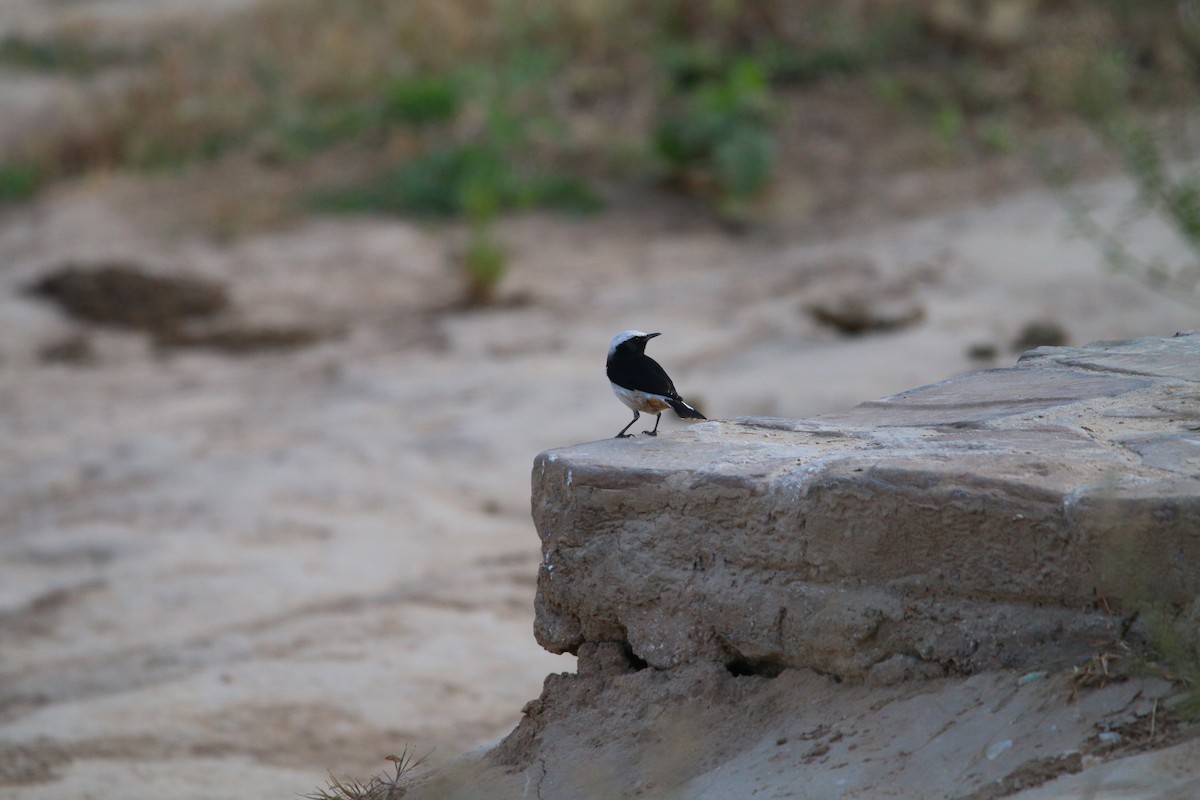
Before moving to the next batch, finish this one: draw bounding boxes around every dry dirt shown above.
[1,4,1199,800]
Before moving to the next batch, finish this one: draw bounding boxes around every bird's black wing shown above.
[607,353,680,399]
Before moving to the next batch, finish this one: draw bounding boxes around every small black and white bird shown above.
[607,330,706,438]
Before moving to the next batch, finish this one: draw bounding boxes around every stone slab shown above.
[1008,739,1200,800]
[532,332,1200,678]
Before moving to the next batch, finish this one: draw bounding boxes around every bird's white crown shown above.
[609,329,650,356]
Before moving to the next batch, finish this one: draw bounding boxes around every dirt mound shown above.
[29,262,229,332]
[27,262,329,356]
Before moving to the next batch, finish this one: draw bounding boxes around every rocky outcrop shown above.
[534,332,1200,682]
[406,333,1200,800]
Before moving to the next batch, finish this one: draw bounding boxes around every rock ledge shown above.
[404,334,1200,800]
[533,333,1200,680]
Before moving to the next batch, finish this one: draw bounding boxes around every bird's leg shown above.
[615,411,639,438]
[643,413,662,436]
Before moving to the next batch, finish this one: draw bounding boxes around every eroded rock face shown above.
[532,333,1200,680]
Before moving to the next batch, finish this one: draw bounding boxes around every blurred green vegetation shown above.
[0,32,143,75]
[7,1,1200,202]
[1095,506,1200,721]
[3,2,1194,190]
[655,58,776,225]
[310,144,598,218]
[0,162,42,203]
[1047,39,1200,300]
[2,1,1200,294]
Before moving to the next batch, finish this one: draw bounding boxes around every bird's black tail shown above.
[668,398,706,420]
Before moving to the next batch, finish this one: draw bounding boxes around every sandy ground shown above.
[1,167,1196,800]
[1,4,1199,799]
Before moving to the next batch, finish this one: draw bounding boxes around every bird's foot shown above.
[642,430,658,436]
[615,433,635,439]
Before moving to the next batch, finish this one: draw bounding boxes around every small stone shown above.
[28,262,228,332]
[37,333,96,365]
[986,739,1013,760]
[808,295,925,336]
[967,342,998,361]
[1011,321,1068,353]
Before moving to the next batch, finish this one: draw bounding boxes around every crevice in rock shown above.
[575,639,649,676]
[724,650,787,678]
[621,642,649,672]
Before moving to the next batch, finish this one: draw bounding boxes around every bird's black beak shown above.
[644,332,661,340]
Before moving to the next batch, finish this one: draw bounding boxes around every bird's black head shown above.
[609,330,661,357]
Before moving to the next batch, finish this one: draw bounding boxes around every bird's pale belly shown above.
[611,384,671,414]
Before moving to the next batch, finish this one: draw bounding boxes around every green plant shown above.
[311,139,598,304]
[458,155,507,306]
[975,116,1017,154]
[932,102,965,149]
[383,76,460,126]
[311,145,497,217]
[655,57,776,224]
[462,229,507,306]
[0,162,42,203]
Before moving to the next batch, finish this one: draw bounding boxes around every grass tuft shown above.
[383,76,460,126]
[0,162,43,203]
[304,749,429,800]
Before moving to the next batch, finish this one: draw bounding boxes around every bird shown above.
[606,330,706,438]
